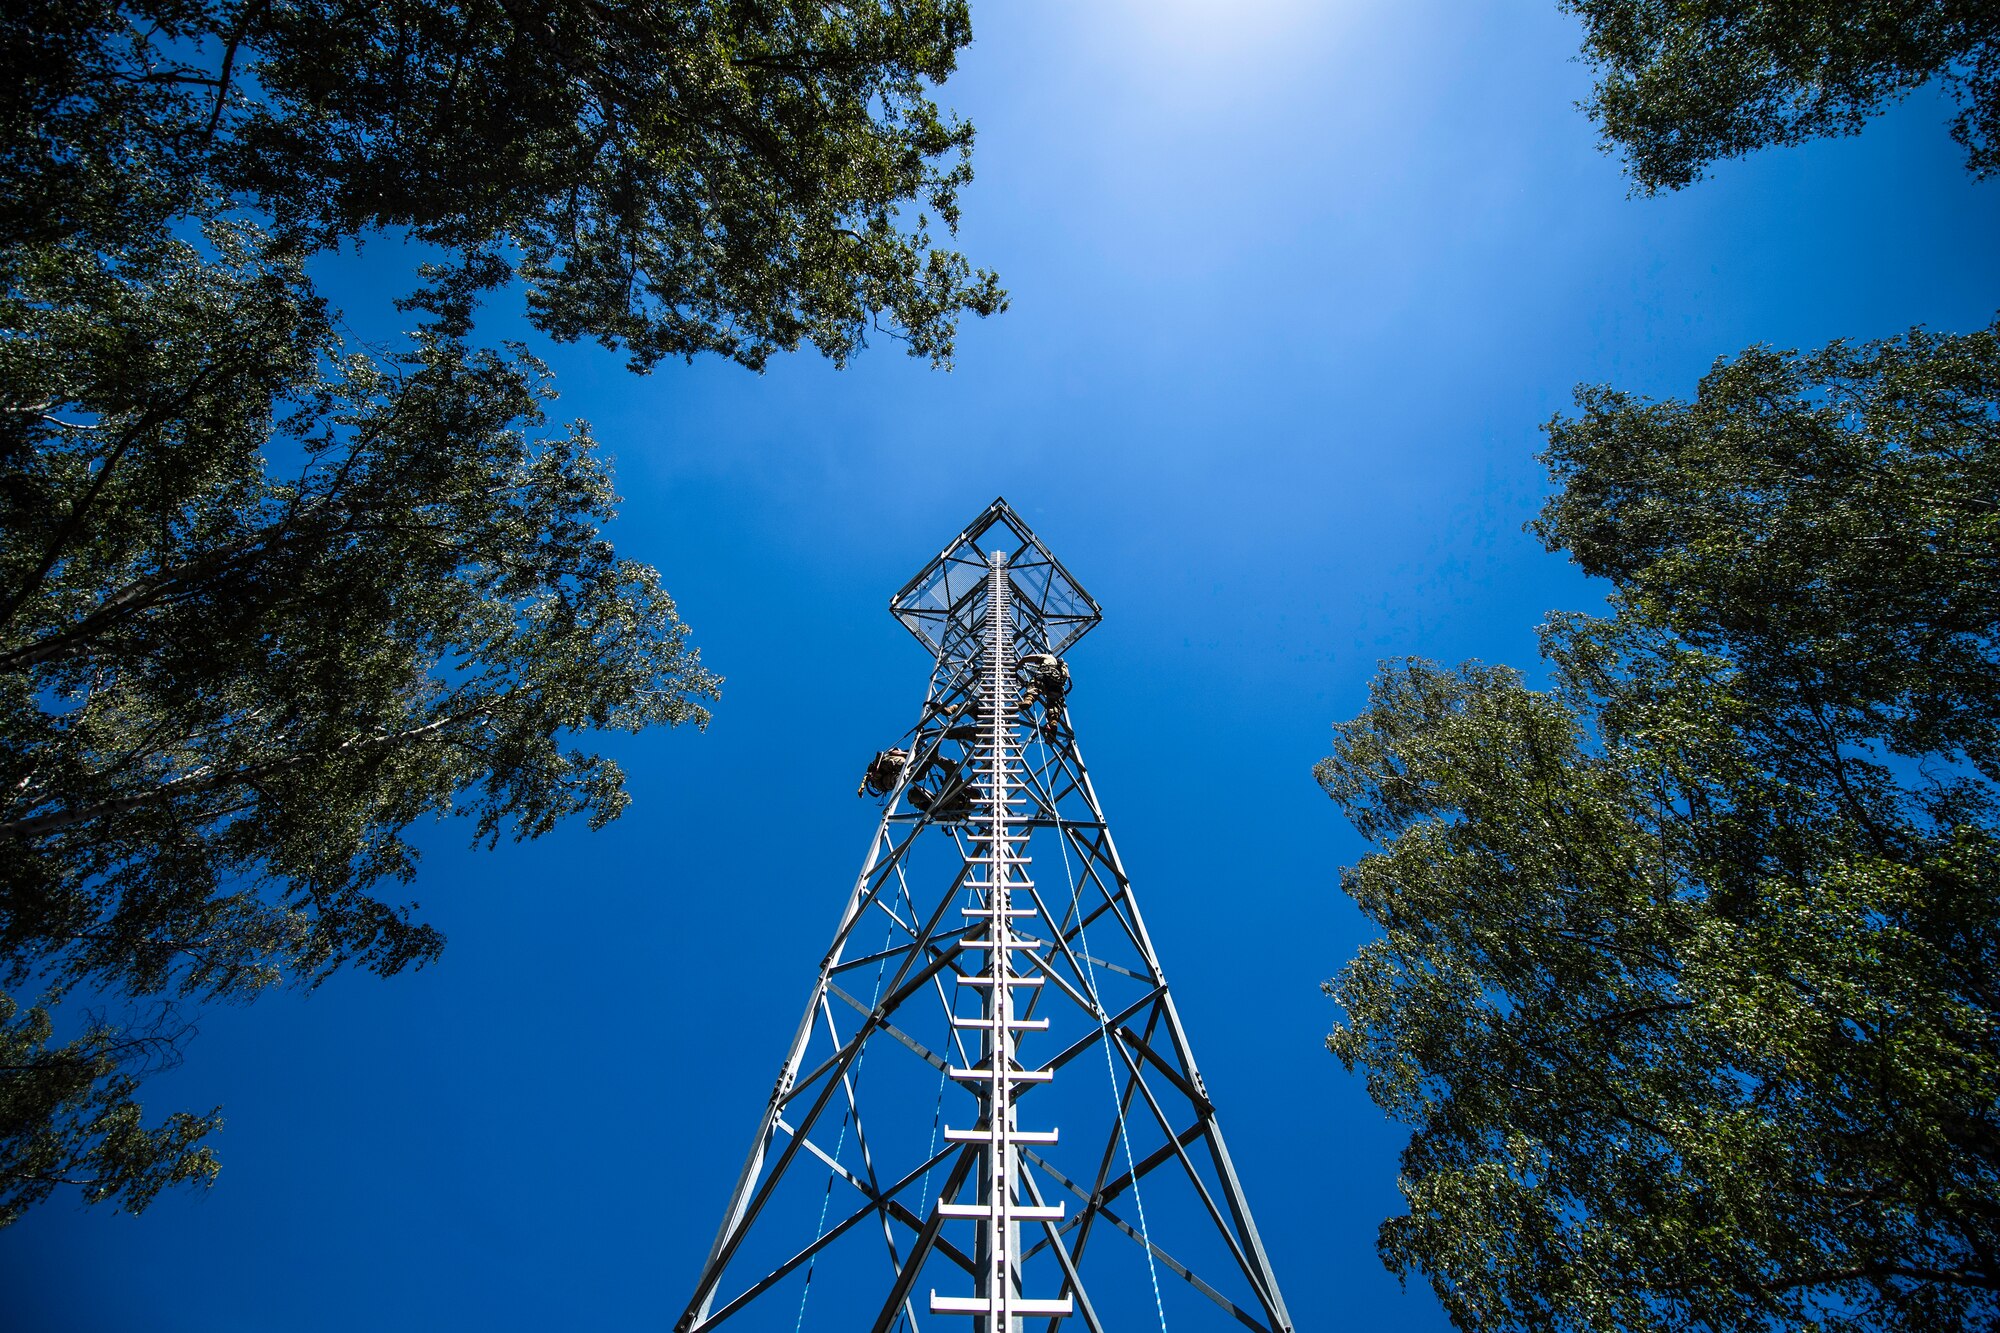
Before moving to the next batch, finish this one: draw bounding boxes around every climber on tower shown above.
[1016,652,1071,739]
[856,747,910,798]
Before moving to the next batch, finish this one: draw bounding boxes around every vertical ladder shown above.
[930,551,1073,1327]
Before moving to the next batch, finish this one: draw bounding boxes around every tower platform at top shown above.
[888,497,1101,659]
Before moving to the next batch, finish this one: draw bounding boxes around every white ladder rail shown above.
[930,549,1073,1325]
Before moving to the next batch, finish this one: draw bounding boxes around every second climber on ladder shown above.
[856,747,910,798]
[856,744,976,825]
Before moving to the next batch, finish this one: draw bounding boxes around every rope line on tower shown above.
[1045,723,1171,1332]
[795,910,901,1332]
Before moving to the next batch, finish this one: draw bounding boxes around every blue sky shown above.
[7,3,2000,1330]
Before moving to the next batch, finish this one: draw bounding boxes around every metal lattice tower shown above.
[678,499,1293,1332]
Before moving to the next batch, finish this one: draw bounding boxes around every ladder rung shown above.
[944,1126,1058,1144]
[949,1014,1050,1030]
[948,1066,1055,1084]
[934,1203,1066,1221]
[959,937,1044,950]
[960,906,1034,917]
[930,1294,1074,1316]
[956,975,1043,988]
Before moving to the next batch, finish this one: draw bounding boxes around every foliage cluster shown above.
[1562,0,2000,190]
[6,0,1001,366]
[2,0,995,1219]
[1322,328,2000,1331]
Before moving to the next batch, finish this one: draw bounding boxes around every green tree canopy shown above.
[3,0,1004,367]
[1561,1,2000,191]
[1320,324,2000,1332]
[4,0,991,1224]
[0,219,719,1218]
[0,998,217,1227]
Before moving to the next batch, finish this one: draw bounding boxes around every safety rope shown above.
[794,910,898,1331]
[1042,724,1169,1331]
